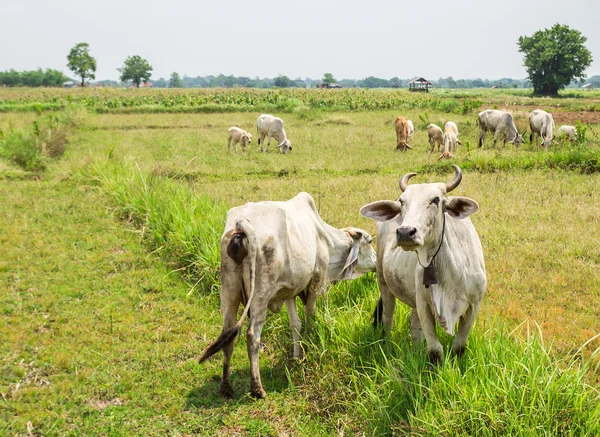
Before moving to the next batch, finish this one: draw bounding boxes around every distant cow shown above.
[558,125,577,143]
[395,116,412,151]
[529,109,554,149]
[227,126,252,153]
[440,121,462,159]
[200,192,377,398]
[407,120,415,142]
[478,109,524,148]
[256,114,292,154]
[360,166,486,364]
[427,123,444,153]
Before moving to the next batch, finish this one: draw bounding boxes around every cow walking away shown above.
[395,116,412,151]
[529,109,554,149]
[256,114,292,153]
[439,121,462,160]
[200,192,377,398]
[427,123,444,153]
[360,166,486,364]
[478,109,524,148]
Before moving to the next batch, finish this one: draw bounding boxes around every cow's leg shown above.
[265,134,272,152]
[493,130,500,147]
[259,133,266,152]
[232,139,239,153]
[452,303,479,357]
[375,274,396,331]
[285,298,303,359]
[218,269,241,398]
[246,307,268,398]
[416,290,443,365]
[410,308,424,344]
[478,130,484,148]
[227,137,231,152]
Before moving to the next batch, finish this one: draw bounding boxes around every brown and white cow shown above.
[200,192,377,398]
[427,123,444,153]
[395,116,412,151]
[227,126,252,153]
[360,166,486,364]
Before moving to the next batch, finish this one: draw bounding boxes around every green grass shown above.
[2,97,600,435]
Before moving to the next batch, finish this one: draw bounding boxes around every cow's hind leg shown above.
[247,308,268,398]
[218,269,242,398]
[285,298,304,359]
[452,303,479,357]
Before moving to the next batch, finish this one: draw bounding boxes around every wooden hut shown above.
[408,77,432,93]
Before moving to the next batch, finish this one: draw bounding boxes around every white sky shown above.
[1,0,598,81]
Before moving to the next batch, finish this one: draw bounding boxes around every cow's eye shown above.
[430,197,440,206]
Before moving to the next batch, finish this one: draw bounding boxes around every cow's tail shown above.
[257,124,261,145]
[372,296,383,328]
[199,218,258,363]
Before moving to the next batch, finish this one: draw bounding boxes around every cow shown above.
[227,126,252,153]
[440,121,462,160]
[558,125,577,143]
[395,116,412,151]
[256,114,292,154]
[478,109,524,148]
[200,192,377,398]
[359,165,486,365]
[407,120,415,143]
[529,109,555,149]
[427,123,444,153]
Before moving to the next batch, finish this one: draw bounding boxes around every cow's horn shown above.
[445,165,462,193]
[399,172,417,192]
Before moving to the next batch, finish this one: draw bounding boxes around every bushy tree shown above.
[518,24,592,96]
[169,72,183,88]
[274,75,291,88]
[322,73,336,85]
[67,43,96,87]
[118,55,153,87]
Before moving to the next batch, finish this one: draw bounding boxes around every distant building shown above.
[407,77,432,92]
[582,83,593,89]
[63,81,75,88]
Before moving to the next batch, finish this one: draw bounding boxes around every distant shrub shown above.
[0,129,46,171]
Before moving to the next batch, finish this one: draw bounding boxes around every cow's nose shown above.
[396,227,417,243]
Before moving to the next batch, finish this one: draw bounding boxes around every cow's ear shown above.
[360,201,402,222]
[444,196,479,219]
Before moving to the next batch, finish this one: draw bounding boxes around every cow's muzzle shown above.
[396,226,422,249]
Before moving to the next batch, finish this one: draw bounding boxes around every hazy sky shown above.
[1,0,598,81]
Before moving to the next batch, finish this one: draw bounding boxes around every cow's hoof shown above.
[428,349,442,366]
[219,381,235,399]
[250,387,266,399]
[453,345,467,358]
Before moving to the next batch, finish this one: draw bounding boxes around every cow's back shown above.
[395,116,408,140]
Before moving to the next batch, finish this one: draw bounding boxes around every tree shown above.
[274,75,291,88]
[67,43,96,87]
[169,72,183,88]
[322,73,336,85]
[118,55,153,87]
[518,24,592,96]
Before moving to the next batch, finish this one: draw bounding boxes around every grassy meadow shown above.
[1,88,600,436]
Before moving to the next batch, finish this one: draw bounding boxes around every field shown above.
[1,88,600,436]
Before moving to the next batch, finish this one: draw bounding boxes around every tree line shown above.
[1,25,594,96]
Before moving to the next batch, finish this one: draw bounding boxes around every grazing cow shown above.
[440,121,462,160]
[558,125,577,143]
[360,166,486,364]
[427,123,444,153]
[529,109,555,149]
[478,109,524,148]
[256,114,292,154]
[200,192,377,398]
[395,116,411,151]
[227,126,252,153]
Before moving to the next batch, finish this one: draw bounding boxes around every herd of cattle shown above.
[227,110,578,157]
[202,107,580,399]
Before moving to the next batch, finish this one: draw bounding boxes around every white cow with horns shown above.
[256,114,292,153]
[360,165,486,364]
[200,192,377,398]
[478,109,524,148]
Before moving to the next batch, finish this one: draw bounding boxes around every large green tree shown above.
[118,55,153,87]
[169,72,183,88]
[274,75,291,88]
[518,24,592,96]
[322,72,336,85]
[66,43,97,87]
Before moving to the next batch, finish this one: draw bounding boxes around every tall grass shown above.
[79,159,228,293]
[302,278,600,436]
